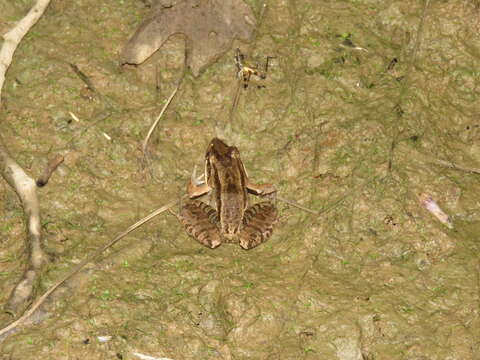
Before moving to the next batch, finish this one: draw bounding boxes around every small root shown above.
[141,71,185,163]
[277,196,319,215]
[36,154,64,187]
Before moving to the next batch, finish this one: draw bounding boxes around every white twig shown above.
[0,0,52,105]
[0,0,52,317]
[132,352,174,360]
[0,139,48,316]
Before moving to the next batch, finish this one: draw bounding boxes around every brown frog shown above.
[178,138,277,249]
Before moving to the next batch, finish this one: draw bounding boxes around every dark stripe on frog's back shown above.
[218,160,248,232]
[210,150,248,234]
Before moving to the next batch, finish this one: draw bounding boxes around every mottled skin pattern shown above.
[179,138,277,249]
[180,201,221,249]
[238,201,277,249]
[206,138,248,239]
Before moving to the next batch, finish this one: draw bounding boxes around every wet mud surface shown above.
[1,0,479,359]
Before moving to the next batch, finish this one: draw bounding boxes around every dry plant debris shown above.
[121,0,256,76]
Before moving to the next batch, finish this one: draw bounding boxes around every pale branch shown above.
[0,0,52,105]
[432,158,480,175]
[277,196,319,215]
[0,0,52,316]
[0,138,48,315]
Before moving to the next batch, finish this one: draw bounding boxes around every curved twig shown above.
[0,0,52,315]
[141,80,181,156]
[277,196,319,215]
[0,0,52,105]
[0,139,48,315]
[36,154,64,187]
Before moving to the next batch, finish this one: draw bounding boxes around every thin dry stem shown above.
[227,1,269,126]
[142,77,183,157]
[36,154,64,187]
[432,158,480,175]
[0,199,179,338]
[277,196,319,215]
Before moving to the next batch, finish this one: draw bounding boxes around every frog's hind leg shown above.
[180,201,221,249]
[239,202,277,250]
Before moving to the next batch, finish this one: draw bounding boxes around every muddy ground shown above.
[1,0,479,359]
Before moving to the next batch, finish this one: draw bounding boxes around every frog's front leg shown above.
[188,182,211,198]
[180,201,221,249]
[238,201,277,250]
[246,181,276,196]
[187,165,212,198]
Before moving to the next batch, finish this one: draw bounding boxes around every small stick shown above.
[278,174,381,217]
[277,196,318,215]
[155,64,161,93]
[36,154,64,187]
[69,63,115,107]
[0,0,52,105]
[69,63,97,94]
[0,138,48,316]
[339,38,368,52]
[141,80,181,156]
[264,56,275,76]
[432,159,480,175]
[228,80,242,123]
[0,199,179,338]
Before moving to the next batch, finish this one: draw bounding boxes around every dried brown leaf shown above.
[121,0,256,76]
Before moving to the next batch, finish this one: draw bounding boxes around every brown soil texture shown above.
[1,0,479,359]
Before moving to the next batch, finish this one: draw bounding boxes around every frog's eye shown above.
[230,147,240,159]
